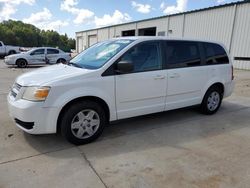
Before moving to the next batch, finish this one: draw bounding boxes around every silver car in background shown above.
[4,47,71,68]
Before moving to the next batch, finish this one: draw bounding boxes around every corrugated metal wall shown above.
[183,6,235,48]
[230,3,250,70]
[76,2,250,70]
[97,28,109,42]
[109,27,115,39]
[168,15,184,37]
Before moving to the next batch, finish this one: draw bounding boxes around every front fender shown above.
[15,56,28,63]
[44,86,116,121]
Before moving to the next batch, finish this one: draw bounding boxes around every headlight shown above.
[22,86,50,101]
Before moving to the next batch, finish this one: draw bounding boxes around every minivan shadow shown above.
[23,132,73,155]
[101,101,249,140]
[78,101,250,158]
[24,101,250,159]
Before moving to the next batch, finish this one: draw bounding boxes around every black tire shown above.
[56,58,66,64]
[16,59,28,68]
[200,86,223,115]
[8,50,16,55]
[61,101,106,145]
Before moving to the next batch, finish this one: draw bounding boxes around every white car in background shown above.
[4,47,71,68]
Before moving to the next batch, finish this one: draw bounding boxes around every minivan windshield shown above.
[69,39,134,69]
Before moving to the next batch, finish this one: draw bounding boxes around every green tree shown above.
[0,20,75,52]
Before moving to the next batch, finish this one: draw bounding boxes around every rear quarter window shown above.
[204,43,229,65]
[47,49,59,54]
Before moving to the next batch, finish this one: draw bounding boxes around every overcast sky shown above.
[0,0,241,38]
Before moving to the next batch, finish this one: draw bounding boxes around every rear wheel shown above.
[61,101,106,145]
[8,50,16,55]
[200,86,223,115]
[56,58,66,64]
[16,59,28,68]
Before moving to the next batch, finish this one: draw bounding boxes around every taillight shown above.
[231,66,234,80]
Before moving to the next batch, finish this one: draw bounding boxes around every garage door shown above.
[88,35,97,47]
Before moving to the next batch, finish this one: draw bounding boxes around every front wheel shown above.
[200,86,223,115]
[61,101,106,145]
[16,59,28,68]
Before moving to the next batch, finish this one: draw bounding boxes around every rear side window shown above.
[204,43,229,65]
[165,41,201,68]
[47,49,59,54]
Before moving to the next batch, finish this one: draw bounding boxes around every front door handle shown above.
[154,75,166,80]
[169,73,180,78]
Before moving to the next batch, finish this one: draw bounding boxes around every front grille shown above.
[14,83,22,91]
[11,90,17,98]
[14,118,34,130]
[11,83,22,98]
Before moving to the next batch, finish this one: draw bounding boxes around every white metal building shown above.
[76,1,250,70]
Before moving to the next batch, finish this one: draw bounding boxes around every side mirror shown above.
[116,60,134,74]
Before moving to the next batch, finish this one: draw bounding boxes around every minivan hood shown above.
[16,64,91,86]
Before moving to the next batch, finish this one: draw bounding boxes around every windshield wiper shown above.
[68,62,82,68]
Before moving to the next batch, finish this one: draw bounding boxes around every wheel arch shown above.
[15,58,28,65]
[56,58,66,64]
[203,82,225,100]
[56,96,110,133]
[8,50,16,55]
[208,82,224,94]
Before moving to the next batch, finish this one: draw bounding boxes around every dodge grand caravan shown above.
[7,37,234,145]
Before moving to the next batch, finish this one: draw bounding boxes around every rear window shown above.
[47,49,59,54]
[165,41,201,68]
[204,43,229,65]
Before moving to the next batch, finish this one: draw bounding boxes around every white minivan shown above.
[7,37,234,145]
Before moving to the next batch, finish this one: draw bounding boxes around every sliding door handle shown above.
[154,75,166,80]
[169,73,180,78]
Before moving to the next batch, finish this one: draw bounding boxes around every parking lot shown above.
[1,60,250,188]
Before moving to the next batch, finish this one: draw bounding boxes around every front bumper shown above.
[4,58,15,65]
[7,94,59,134]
